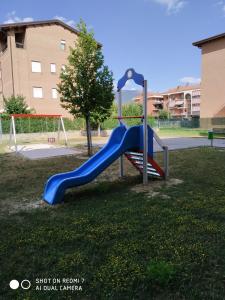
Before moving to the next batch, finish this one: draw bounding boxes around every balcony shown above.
[169,101,175,108]
[153,105,163,111]
[174,100,184,106]
[15,32,25,49]
[171,112,187,117]
[0,45,8,55]
[192,111,200,116]
[16,42,24,49]
[192,98,200,105]
[153,99,163,104]
[192,106,200,112]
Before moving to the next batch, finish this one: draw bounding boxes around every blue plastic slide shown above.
[43,124,153,205]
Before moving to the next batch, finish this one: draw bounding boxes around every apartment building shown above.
[193,33,225,129]
[0,19,83,117]
[163,85,201,119]
[134,92,164,117]
[134,85,201,119]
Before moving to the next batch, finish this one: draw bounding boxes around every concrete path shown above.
[18,148,82,159]
[154,137,225,152]
[15,137,225,160]
[12,144,82,160]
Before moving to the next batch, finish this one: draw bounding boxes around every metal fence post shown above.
[0,115,2,144]
[60,117,68,146]
[163,145,169,179]
[12,116,17,152]
[57,118,61,142]
[118,89,124,177]
[143,80,148,185]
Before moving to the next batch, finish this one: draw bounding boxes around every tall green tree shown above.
[58,20,114,156]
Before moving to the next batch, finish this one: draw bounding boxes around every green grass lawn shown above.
[157,128,208,138]
[158,127,225,139]
[1,148,225,299]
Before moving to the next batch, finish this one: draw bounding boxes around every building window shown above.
[33,87,43,98]
[15,32,25,48]
[52,88,57,99]
[50,63,56,73]
[60,40,66,51]
[31,61,41,73]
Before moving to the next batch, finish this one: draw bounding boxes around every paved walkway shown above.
[19,148,82,159]
[12,144,82,160]
[154,137,225,152]
[14,137,225,160]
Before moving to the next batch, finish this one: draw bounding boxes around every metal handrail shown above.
[153,130,169,179]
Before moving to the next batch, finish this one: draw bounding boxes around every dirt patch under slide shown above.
[130,178,183,199]
[0,197,49,217]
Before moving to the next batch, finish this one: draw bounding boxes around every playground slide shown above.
[43,124,153,205]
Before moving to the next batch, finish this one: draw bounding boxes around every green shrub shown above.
[146,260,176,286]
[3,95,34,114]
[158,109,171,120]
[0,116,85,134]
[101,103,157,129]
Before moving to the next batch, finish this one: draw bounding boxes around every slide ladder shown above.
[125,151,165,178]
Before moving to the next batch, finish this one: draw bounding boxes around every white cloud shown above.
[151,0,186,14]
[54,16,76,28]
[4,11,34,24]
[215,1,225,13]
[54,16,94,30]
[180,77,201,85]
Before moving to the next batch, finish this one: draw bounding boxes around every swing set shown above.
[9,114,68,152]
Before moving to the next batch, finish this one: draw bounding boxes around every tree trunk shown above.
[97,124,101,136]
[85,114,92,156]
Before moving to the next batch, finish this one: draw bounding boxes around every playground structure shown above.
[117,68,169,184]
[8,114,68,152]
[43,68,169,205]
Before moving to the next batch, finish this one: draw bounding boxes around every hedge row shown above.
[0,117,85,134]
[0,116,157,134]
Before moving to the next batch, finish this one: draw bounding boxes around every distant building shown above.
[0,19,100,117]
[162,85,201,119]
[193,33,225,128]
[134,85,201,119]
[134,92,164,117]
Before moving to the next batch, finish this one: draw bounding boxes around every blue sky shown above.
[0,0,225,92]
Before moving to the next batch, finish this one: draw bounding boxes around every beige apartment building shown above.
[163,85,201,119]
[193,33,225,129]
[134,84,201,119]
[0,19,83,117]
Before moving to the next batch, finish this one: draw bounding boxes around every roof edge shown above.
[0,19,102,47]
[193,32,225,48]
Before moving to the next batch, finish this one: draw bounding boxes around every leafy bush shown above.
[3,95,34,114]
[158,109,171,120]
[101,102,157,129]
[146,260,176,286]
